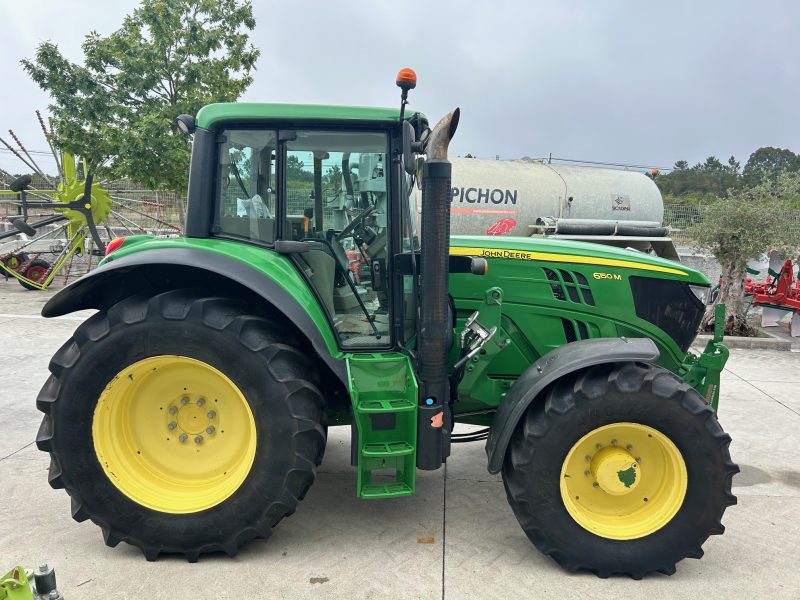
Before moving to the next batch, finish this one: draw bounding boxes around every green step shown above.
[347,353,418,500]
[360,482,414,499]
[358,398,415,413]
[362,441,414,457]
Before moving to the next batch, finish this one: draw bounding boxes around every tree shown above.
[656,155,740,202]
[22,0,260,192]
[286,155,313,184]
[742,147,800,186]
[323,164,342,188]
[693,172,800,335]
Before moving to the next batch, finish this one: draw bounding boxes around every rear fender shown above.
[42,247,347,384]
[485,337,660,474]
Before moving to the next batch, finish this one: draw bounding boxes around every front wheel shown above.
[36,290,326,561]
[502,362,738,578]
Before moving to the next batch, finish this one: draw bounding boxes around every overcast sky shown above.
[1,0,798,175]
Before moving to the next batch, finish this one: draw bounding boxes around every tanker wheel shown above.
[36,290,327,561]
[502,362,738,579]
[20,258,50,290]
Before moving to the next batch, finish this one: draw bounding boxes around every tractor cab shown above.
[187,108,427,349]
[214,128,392,346]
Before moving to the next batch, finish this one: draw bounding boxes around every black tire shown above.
[36,289,327,561]
[20,258,50,290]
[11,217,37,236]
[502,362,738,579]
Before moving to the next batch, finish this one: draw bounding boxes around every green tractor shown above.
[35,70,736,578]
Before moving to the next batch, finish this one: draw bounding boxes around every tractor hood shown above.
[450,235,707,285]
[448,235,709,367]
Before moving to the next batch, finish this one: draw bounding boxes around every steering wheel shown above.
[336,205,376,241]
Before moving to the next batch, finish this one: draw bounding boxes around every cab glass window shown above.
[214,129,277,244]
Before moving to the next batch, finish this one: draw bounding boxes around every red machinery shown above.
[745,257,800,336]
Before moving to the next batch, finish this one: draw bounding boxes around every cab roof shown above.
[196,103,407,129]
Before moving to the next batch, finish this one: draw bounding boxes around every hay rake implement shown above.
[0,113,182,290]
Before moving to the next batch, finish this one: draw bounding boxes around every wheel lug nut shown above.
[626,444,634,451]
[592,482,600,488]
[168,406,177,415]
[584,455,591,462]
[611,439,618,446]
[207,411,216,419]
[595,443,602,449]
[167,421,177,430]
[195,435,203,444]
[583,470,590,477]
[196,398,205,407]
[206,426,215,435]
[179,433,188,443]
[180,396,189,405]
[635,457,641,463]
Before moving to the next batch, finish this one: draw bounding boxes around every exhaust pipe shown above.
[417,108,460,470]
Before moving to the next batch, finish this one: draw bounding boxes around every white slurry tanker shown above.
[446,157,678,259]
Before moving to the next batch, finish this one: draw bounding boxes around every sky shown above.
[0,0,798,176]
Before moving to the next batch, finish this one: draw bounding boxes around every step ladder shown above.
[346,353,418,499]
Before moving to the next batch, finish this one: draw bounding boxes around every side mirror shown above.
[402,121,418,176]
[175,114,196,136]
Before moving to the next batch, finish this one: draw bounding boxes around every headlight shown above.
[689,284,710,305]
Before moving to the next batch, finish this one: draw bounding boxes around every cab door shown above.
[282,129,392,348]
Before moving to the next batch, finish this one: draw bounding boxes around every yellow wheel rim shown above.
[93,356,257,514]
[560,422,687,540]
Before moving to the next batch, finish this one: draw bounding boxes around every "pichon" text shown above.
[451,187,518,205]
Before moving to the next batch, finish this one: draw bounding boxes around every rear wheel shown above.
[36,290,326,561]
[502,362,738,578]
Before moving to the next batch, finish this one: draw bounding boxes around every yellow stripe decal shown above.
[450,247,687,276]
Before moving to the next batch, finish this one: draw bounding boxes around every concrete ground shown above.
[1,279,798,599]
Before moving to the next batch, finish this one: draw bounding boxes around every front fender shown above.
[43,246,346,383]
[485,337,659,474]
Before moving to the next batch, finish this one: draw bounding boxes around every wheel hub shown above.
[172,397,215,437]
[590,446,640,495]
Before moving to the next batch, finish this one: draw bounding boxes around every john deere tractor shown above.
[35,70,736,578]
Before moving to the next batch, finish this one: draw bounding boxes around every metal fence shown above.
[664,203,800,249]
[663,204,703,247]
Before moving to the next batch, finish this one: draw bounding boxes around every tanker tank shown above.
[446,157,678,259]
